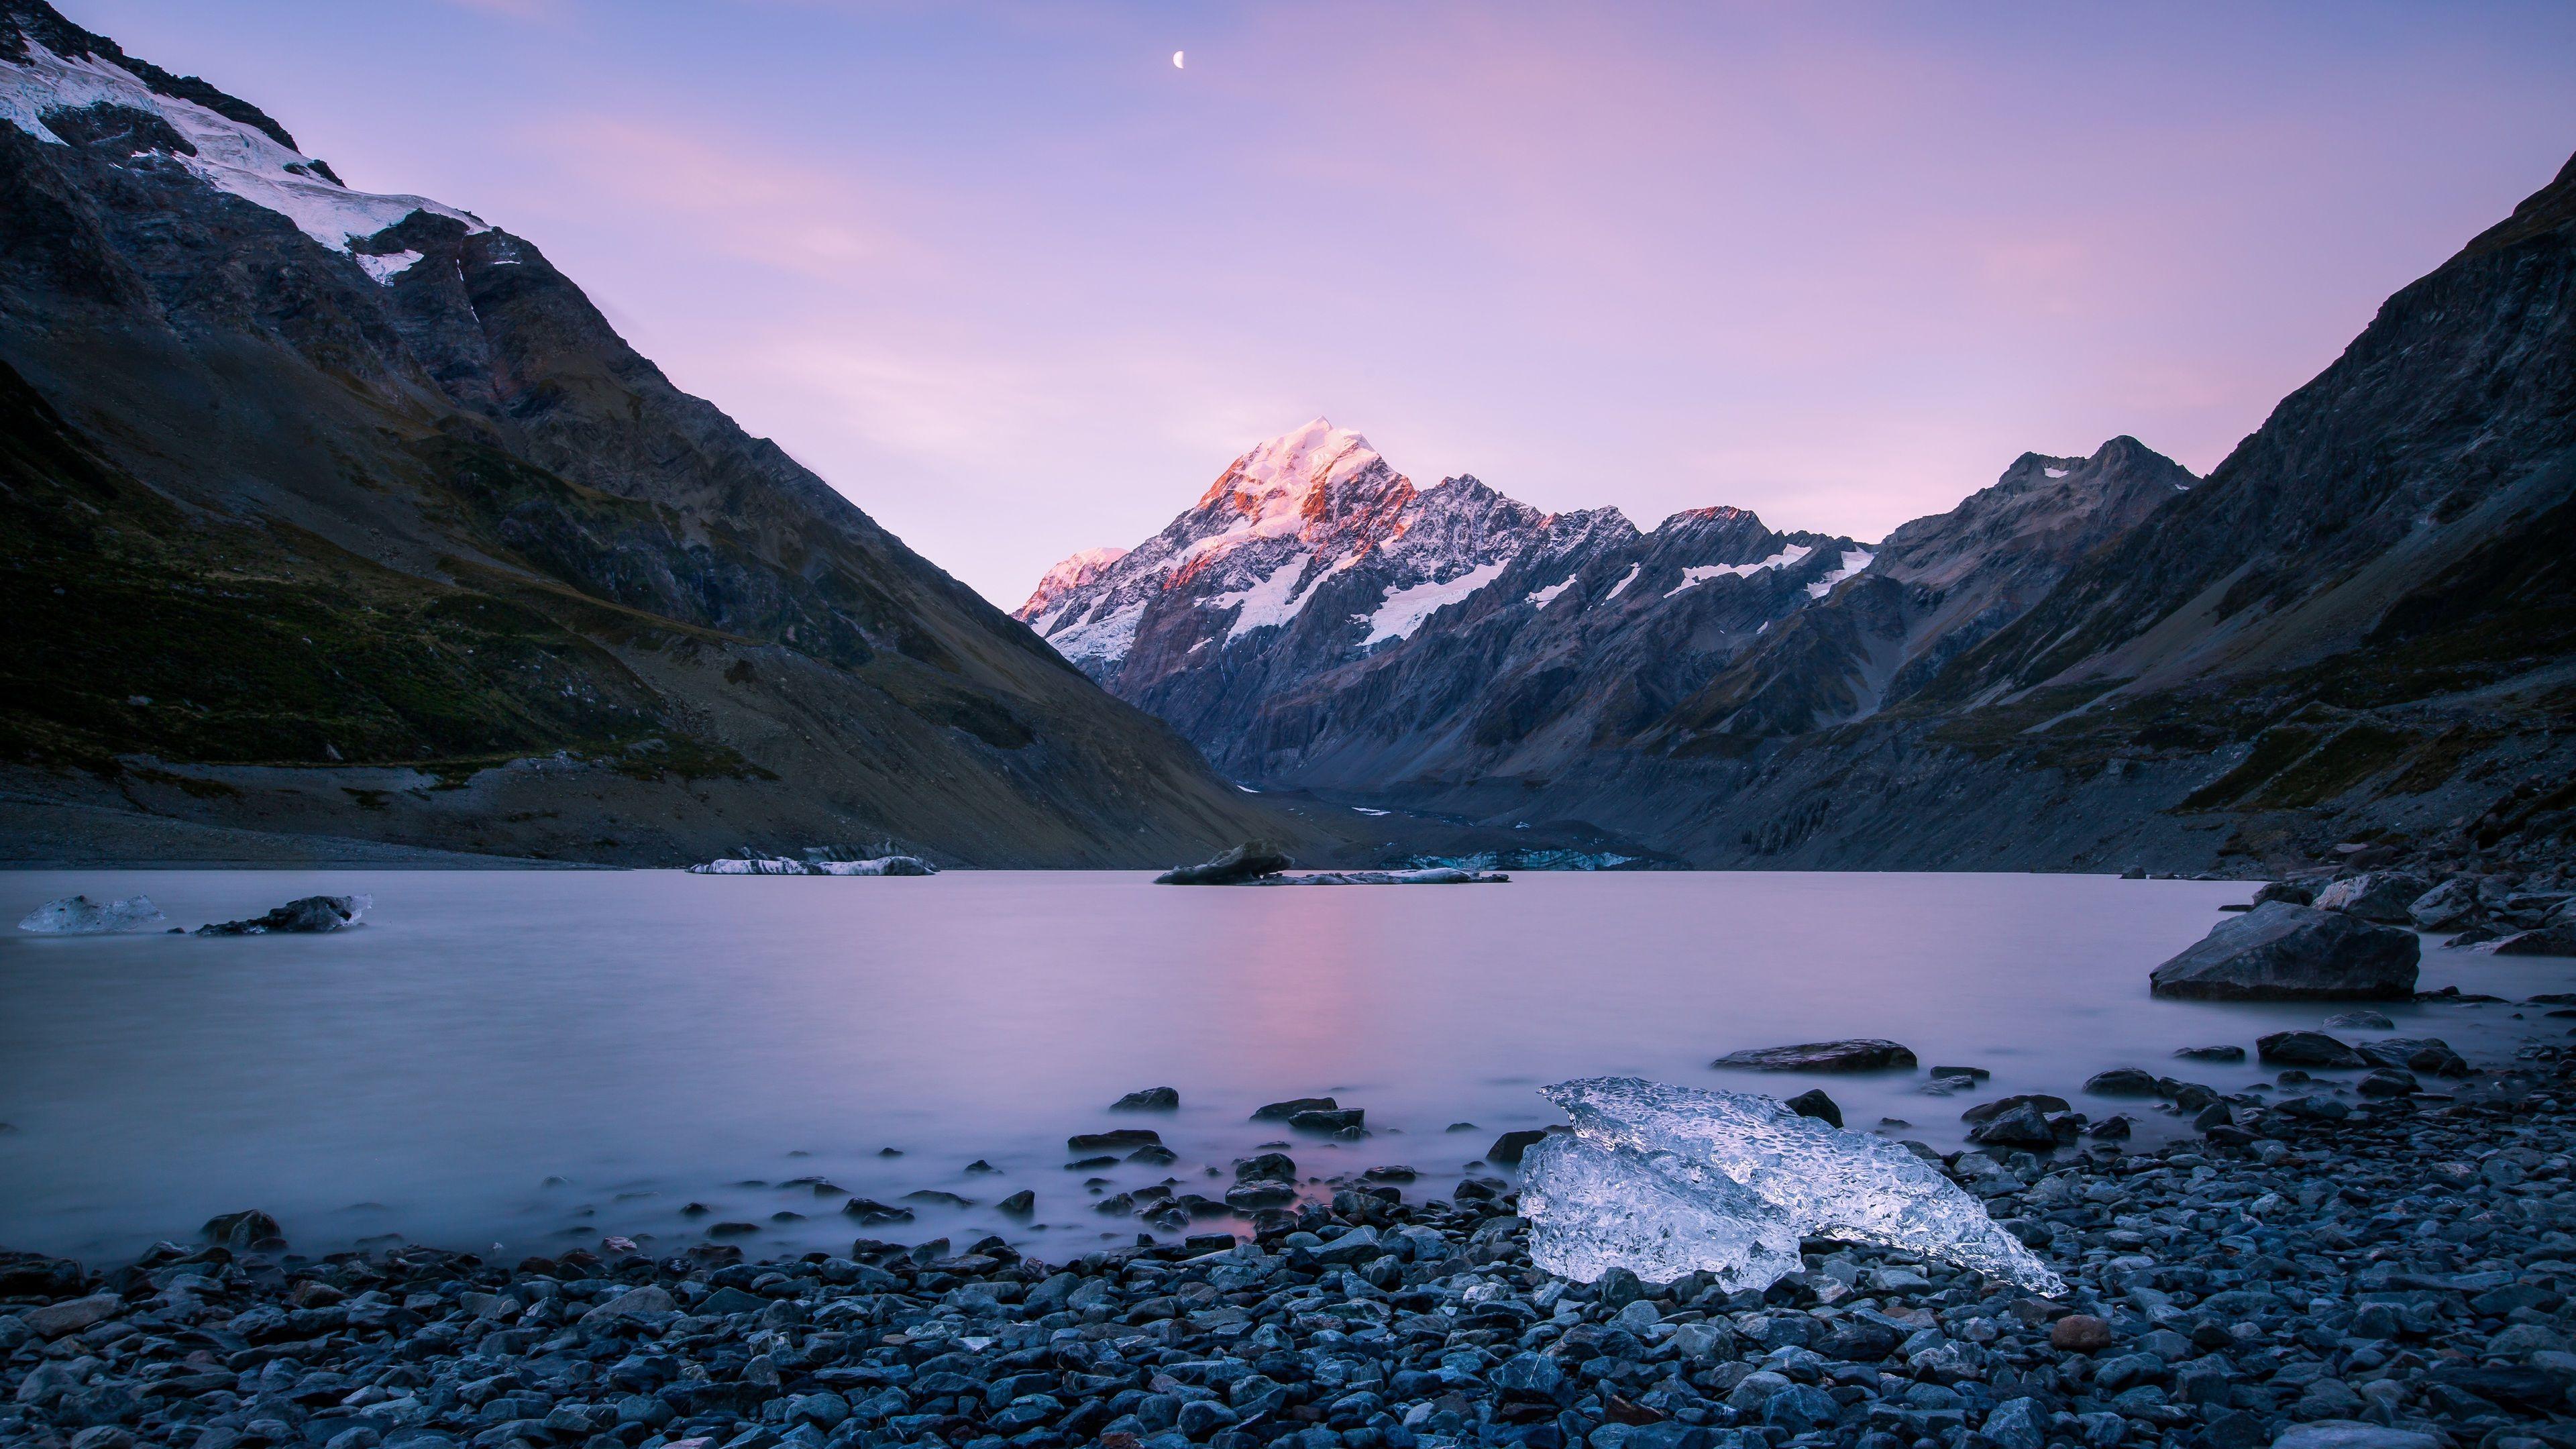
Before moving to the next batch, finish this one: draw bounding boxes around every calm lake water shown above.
[1,869,2562,1265]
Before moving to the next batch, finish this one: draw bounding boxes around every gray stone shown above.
[2149,903,2418,1000]
[2313,871,2431,924]
[1153,843,1292,885]
[2257,1030,2367,1068]
[21,1294,121,1339]
[1711,1039,1916,1071]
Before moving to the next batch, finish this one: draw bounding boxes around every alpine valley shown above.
[0,0,1297,867]
[1022,151,2576,877]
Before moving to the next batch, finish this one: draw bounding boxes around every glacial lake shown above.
[2,869,2565,1266]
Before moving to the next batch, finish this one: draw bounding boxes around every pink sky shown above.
[76,1,2576,603]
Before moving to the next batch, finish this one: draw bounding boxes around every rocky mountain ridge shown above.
[1026,152,2576,879]
[0,0,1289,867]
[1018,419,1870,785]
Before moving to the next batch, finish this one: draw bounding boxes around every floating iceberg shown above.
[1246,867,1507,885]
[17,894,166,934]
[1521,1077,2064,1294]
[688,856,936,876]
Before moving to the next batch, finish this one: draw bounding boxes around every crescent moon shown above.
[1172,50,1185,69]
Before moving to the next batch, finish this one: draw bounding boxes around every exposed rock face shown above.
[0,1,1279,868]
[2147,903,2420,1000]
[1660,438,2195,742]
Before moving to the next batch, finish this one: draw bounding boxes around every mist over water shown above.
[1,869,2556,1265]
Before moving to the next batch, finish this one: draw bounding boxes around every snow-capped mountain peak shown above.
[1202,417,1386,519]
[1018,545,1129,623]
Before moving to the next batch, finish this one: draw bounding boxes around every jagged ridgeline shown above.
[1026,154,2576,875]
[0,0,1278,866]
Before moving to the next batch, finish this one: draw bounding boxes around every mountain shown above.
[1017,419,1866,787]
[1438,152,2576,875]
[1657,437,2196,743]
[0,0,1284,867]
[1024,151,2576,877]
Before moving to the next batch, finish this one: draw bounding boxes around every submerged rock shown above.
[1152,841,1293,885]
[2175,1044,2247,1062]
[2082,1068,2160,1096]
[201,1209,284,1249]
[1521,1077,2063,1293]
[2492,924,2576,957]
[195,895,368,936]
[2257,1030,2367,1069]
[17,894,165,934]
[2147,902,2418,1000]
[1066,1128,1162,1152]
[1710,1039,1918,1072]
[1250,1096,1336,1121]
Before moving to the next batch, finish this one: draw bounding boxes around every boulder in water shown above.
[2147,902,2417,1000]
[1782,1089,1842,1128]
[1710,1040,1917,1073]
[203,1209,285,1249]
[1111,1086,1179,1111]
[18,894,165,934]
[2082,1069,2161,1097]
[1251,1095,1336,1121]
[1153,841,1293,885]
[195,896,368,936]
[2251,880,2316,907]
[1067,1128,1163,1152]
[2491,924,2576,957]
[2313,871,2431,924]
[2257,1030,2367,1069]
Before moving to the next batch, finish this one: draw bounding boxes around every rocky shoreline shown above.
[8,1027,2576,1449]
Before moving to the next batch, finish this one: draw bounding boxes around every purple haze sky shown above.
[72,1,2576,606]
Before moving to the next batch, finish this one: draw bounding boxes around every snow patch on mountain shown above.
[0,40,485,253]
[1364,560,1510,647]
[1603,562,1642,601]
[1527,574,1578,609]
[1046,600,1145,669]
[1805,548,1875,598]
[355,250,422,284]
[1209,556,1337,643]
[1664,544,1814,597]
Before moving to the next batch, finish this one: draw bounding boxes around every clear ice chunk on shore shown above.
[1523,1077,2065,1294]
[17,894,166,934]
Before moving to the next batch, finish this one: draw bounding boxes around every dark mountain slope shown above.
[1656,438,2195,743]
[0,1,1283,866]
[1556,150,2576,873]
